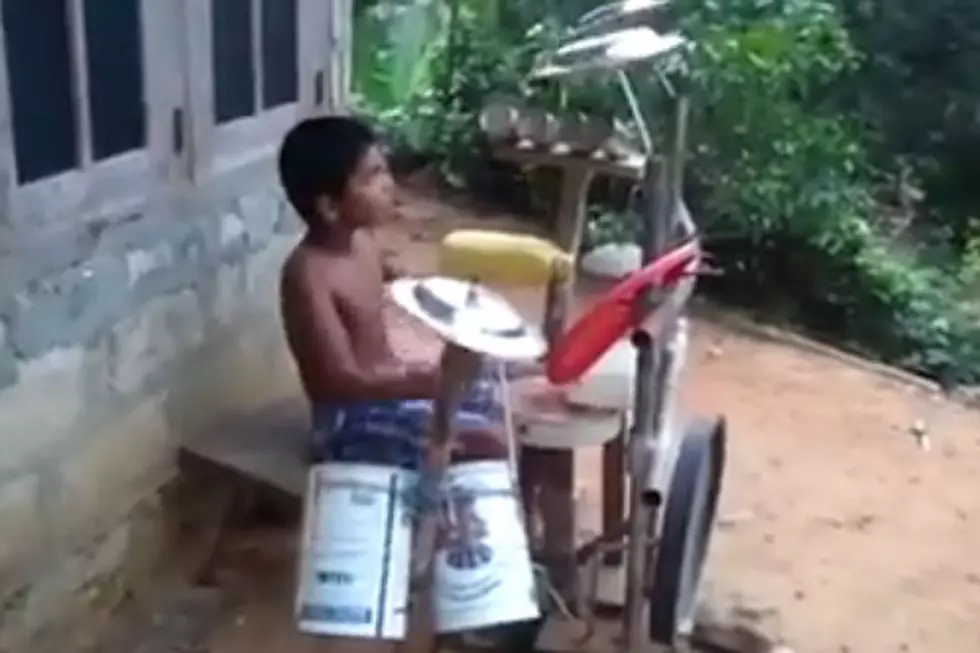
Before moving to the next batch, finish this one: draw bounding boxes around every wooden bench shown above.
[179,396,310,501]
[178,385,626,592]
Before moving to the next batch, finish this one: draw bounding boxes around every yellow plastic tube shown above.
[438,229,573,287]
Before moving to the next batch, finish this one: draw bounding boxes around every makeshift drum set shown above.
[295,1,727,650]
[295,278,547,641]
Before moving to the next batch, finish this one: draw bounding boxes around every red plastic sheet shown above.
[546,240,700,385]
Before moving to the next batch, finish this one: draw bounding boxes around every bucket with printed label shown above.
[295,463,417,640]
[433,459,541,633]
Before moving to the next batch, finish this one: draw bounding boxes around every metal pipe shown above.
[622,92,691,652]
[617,70,654,157]
[622,330,659,649]
[645,95,692,483]
[666,95,689,237]
[645,316,688,493]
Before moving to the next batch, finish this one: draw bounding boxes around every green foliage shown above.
[353,0,980,385]
[678,0,980,383]
[838,0,980,251]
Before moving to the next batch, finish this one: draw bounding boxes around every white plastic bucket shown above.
[565,337,636,411]
[433,460,540,633]
[295,463,417,640]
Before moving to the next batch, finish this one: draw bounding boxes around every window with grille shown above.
[0,0,153,223]
[3,0,146,184]
[201,0,305,179]
[211,0,299,123]
[0,0,346,227]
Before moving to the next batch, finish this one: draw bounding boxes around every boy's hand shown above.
[382,255,409,281]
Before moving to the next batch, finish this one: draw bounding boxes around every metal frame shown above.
[517,5,709,650]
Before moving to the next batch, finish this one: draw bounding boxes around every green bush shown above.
[673,0,980,384]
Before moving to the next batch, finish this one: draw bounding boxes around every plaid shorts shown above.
[310,362,506,470]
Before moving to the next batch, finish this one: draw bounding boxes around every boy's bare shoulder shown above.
[354,228,406,280]
[282,242,340,296]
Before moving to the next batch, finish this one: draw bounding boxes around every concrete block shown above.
[0,473,42,588]
[47,395,173,540]
[238,192,279,251]
[4,497,167,652]
[12,515,136,645]
[107,290,206,397]
[209,233,292,327]
[125,241,174,290]
[92,214,199,302]
[242,234,293,315]
[161,323,299,439]
[171,219,215,275]
[212,261,248,326]
[0,319,17,390]
[0,347,91,477]
[275,203,303,235]
[0,224,97,310]
[2,256,128,358]
[219,212,246,256]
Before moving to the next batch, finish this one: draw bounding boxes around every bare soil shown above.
[109,194,980,653]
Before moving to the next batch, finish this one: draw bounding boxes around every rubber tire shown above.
[648,415,727,646]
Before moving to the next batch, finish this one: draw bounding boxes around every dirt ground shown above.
[116,195,980,653]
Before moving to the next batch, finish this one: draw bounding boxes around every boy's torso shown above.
[280,229,394,399]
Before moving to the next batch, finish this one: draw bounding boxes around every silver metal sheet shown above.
[576,0,672,28]
[531,26,686,79]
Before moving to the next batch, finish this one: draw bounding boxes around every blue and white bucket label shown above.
[433,460,540,633]
[295,464,415,640]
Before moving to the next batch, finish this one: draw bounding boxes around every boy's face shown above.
[334,144,396,228]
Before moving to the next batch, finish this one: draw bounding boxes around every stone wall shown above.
[0,182,303,650]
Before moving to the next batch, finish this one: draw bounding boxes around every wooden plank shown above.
[179,396,310,499]
[493,145,646,182]
[601,429,626,566]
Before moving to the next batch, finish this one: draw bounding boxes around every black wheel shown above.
[648,415,727,646]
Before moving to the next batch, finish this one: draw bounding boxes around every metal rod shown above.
[655,68,677,98]
[543,272,567,348]
[644,316,689,490]
[622,93,692,652]
[666,95,689,236]
[642,95,692,481]
[623,332,658,650]
[617,70,655,157]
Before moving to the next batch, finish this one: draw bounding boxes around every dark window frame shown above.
[0,0,172,229]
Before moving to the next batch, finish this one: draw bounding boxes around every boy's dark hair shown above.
[277,116,377,225]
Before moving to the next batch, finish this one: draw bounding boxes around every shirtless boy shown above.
[277,116,507,469]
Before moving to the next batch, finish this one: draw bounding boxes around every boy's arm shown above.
[290,264,439,401]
